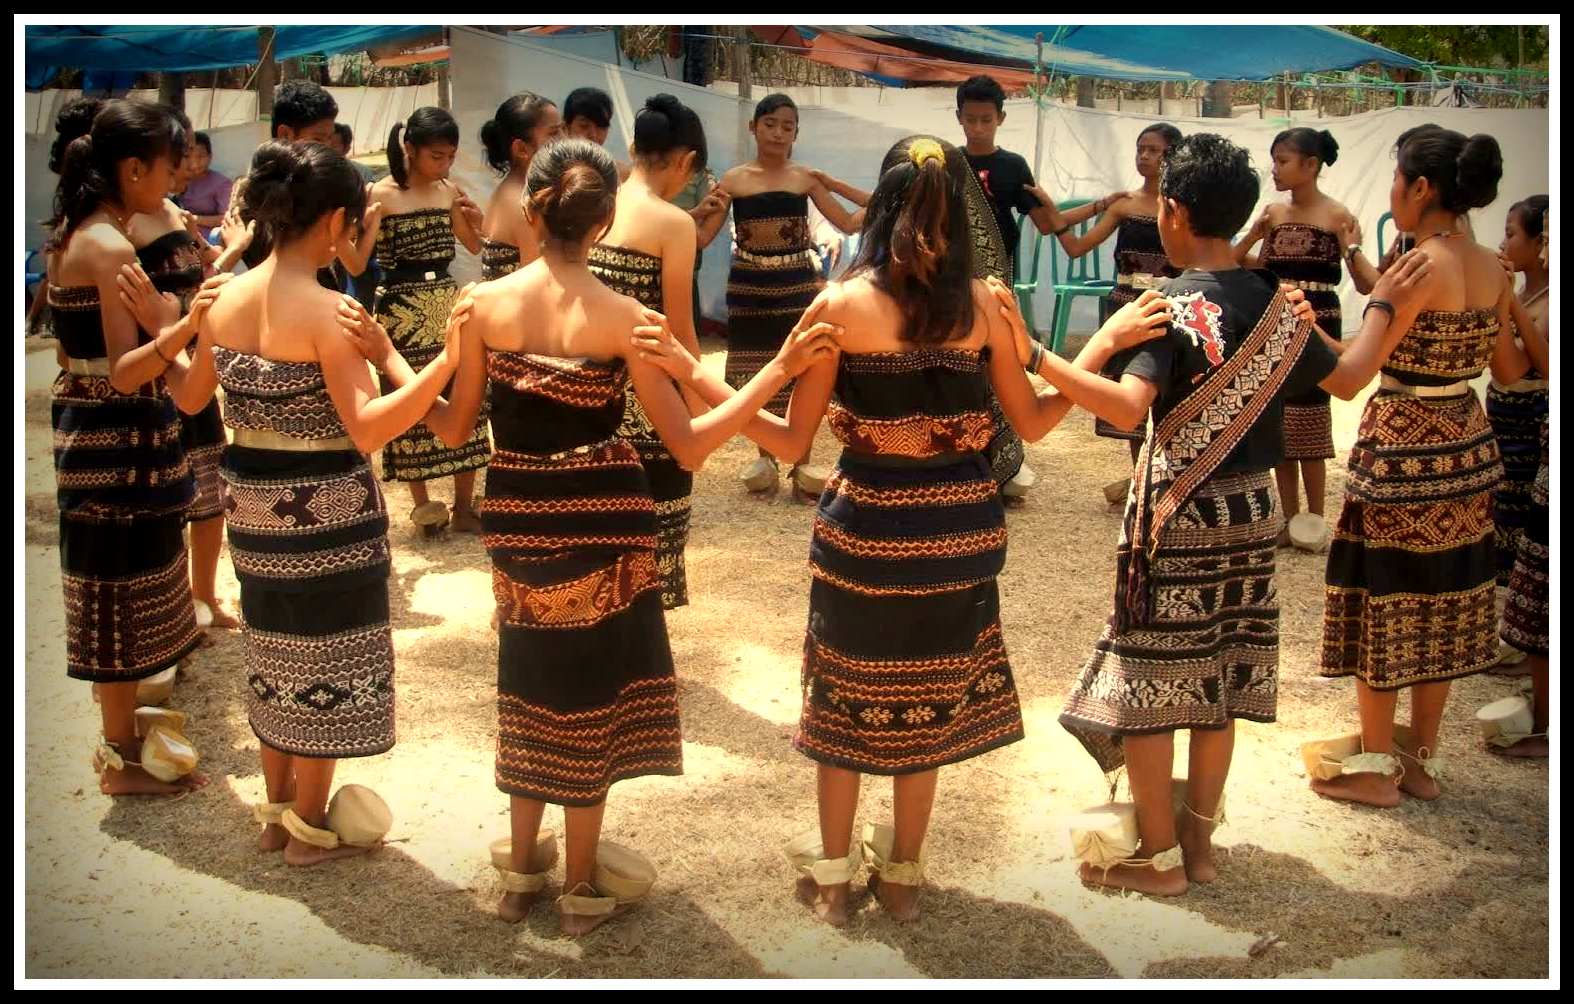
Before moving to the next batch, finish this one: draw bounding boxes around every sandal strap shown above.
[496,867,551,894]
[1181,800,1227,828]
[1341,751,1401,778]
[253,801,293,825]
[282,808,340,850]
[861,823,926,886]
[783,831,862,886]
[1101,845,1185,874]
[557,882,617,916]
[874,859,925,887]
[92,739,126,773]
[1395,745,1446,779]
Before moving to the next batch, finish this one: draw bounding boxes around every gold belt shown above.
[1115,272,1164,290]
[735,246,818,270]
[1284,279,1337,292]
[232,427,357,452]
[1379,375,1471,398]
[65,357,111,376]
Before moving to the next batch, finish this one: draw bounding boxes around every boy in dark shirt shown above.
[1011,132,1420,898]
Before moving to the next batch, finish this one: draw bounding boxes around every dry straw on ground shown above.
[22,336,1549,979]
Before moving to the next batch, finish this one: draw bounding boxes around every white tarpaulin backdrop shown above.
[451,27,1549,334]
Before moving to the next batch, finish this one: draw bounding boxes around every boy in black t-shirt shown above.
[1008,132,1429,898]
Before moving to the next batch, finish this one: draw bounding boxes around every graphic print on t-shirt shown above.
[976,169,995,201]
[1171,291,1226,367]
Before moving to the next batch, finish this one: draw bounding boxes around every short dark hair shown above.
[333,122,353,147]
[193,130,213,154]
[1137,123,1183,151]
[563,87,613,129]
[1510,194,1548,238]
[272,80,338,138]
[751,92,796,123]
[957,75,1006,114]
[1160,133,1259,239]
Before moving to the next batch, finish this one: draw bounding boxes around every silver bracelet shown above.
[1027,342,1045,374]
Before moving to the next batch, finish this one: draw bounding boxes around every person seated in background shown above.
[180,132,233,232]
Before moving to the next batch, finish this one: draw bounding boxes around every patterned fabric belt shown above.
[734,245,819,270]
[1283,279,1337,292]
[1490,377,1549,393]
[1115,272,1164,290]
[65,356,111,376]
[232,427,356,452]
[1379,375,1471,398]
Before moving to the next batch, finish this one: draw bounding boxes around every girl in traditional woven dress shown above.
[479,93,562,281]
[706,93,869,500]
[1235,128,1377,543]
[352,107,488,534]
[640,135,1173,925]
[138,140,470,864]
[1315,126,1543,807]
[129,108,257,634]
[1054,122,1185,494]
[587,94,711,610]
[1486,197,1550,596]
[426,138,838,934]
[1495,204,1551,757]
[48,100,219,796]
[1018,134,1415,896]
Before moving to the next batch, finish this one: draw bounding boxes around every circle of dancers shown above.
[39,74,1550,936]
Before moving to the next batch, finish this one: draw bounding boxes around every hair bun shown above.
[1318,129,1340,166]
[1456,134,1503,209]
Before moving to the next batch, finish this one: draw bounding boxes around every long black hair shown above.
[1273,126,1339,170]
[48,96,103,174]
[387,106,460,189]
[49,99,187,247]
[845,136,975,346]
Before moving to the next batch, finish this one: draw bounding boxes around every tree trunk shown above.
[1203,80,1233,118]
[158,72,185,112]
[257,27,277,118]
[1076,77,1095,108]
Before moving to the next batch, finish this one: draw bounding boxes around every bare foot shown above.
[1176,812,1218,884]
[283,837,378,867]
[498,891,540,924]
[198,600,240,630]
[794,876,850,927]
[1397,757,1442,801]
[558,903,626,937]
[259,823,289,852]
[867,874,920,922]
[99,764,209,796]
[451,507,482,534]
[1078,859,1188,897]
[1489,736,1549,759]
[1310,772,1402,808]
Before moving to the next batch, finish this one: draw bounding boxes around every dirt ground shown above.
[22,334,1550,979]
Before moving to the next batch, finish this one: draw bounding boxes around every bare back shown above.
[202,262,344,362]
[467,257,648,362]
[1417,236,1511,313]
[820,275,992,355]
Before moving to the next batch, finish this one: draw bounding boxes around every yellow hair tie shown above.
[909,138,944,168]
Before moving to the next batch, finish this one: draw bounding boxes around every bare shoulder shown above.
[74,222,137,271]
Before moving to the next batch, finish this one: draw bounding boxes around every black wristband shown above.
[1363,299,1396,323]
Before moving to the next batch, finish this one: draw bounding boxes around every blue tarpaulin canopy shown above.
[836,25,1425,82]
[25,25,438,76]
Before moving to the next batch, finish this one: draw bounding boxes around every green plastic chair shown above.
[1045,198,1115,354]
[1376,211,1394,260]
